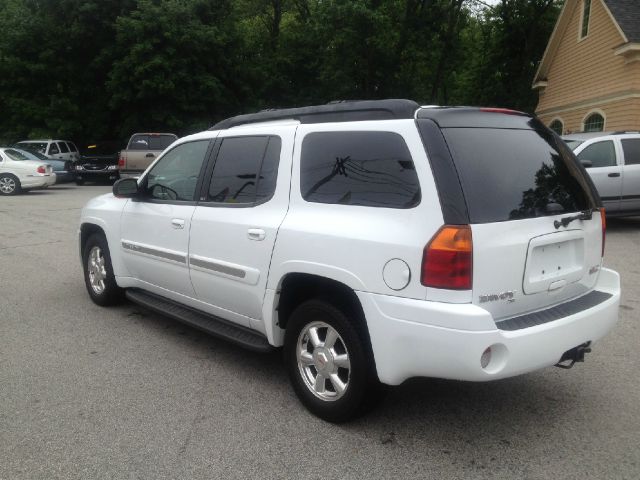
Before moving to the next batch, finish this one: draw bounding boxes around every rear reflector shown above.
[421,225,473,290]
[600,207,606,257]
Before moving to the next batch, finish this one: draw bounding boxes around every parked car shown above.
[0,147,55,195]
[10,148,75,183]
[75,141,121,186]
[563,131,640,217]
[14,139,80,163]
[118,133,178,178]
[79,100,620,422]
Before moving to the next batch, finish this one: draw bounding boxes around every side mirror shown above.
[580,159,593,168]
[113,178,139,198]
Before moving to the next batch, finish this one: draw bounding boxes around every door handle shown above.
[608,172,621,177]
[247,228,266,241]
[171,218,185,229]
[145,153,155,158]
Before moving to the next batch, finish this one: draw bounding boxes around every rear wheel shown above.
[75,179,85,186]
[284,299,381,422]
[0,174,21,195]
[82,233,123,306]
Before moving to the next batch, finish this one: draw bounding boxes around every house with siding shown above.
[532,0,640,134]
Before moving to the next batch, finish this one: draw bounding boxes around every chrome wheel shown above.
[87,246,107,295]
[0,176,16,194]
[297,321,351,402]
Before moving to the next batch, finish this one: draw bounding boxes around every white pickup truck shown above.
[118,133,177,178]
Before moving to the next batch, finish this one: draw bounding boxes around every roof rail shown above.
[210,99,420,130]
[611,130,640,135]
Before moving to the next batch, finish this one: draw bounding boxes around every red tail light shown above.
[600,207,606,257]
[118,155,125,168]
[37,165,46,174]
[421,225,473,290]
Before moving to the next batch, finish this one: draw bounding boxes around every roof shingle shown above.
[603,0,640,43]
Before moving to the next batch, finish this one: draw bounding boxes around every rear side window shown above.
[58,142,69,153]
[622,138,640,165]
[67,142,78,152]
[442,128,596,223]
[577,140,617,168]
[300,131,420,208]
[207,136,281,204]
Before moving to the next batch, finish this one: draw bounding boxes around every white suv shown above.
[14,139,80,163]
[79,100,620,422]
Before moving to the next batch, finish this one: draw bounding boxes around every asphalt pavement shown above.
[1,185,639,479]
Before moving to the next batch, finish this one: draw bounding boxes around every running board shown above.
[125,289,273,353]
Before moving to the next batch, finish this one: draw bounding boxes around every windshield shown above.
[442,127,598,223]
[564,139,584,150]
[16,142,48,155]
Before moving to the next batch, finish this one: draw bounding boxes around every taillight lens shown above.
[118,155,125,168]
[421,225,473,290]
[600,207,606,257]
[37,165,46,174]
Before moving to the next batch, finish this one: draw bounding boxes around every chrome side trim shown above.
[121,241,187,264]
[189,256,246,279]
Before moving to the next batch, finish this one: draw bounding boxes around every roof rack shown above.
[210,99,420,130]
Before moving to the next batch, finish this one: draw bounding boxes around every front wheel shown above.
[82,233,123,306]
[284,299,380,422]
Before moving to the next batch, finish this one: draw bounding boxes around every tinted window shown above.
[208,136,280,204]
[149,135,177,150]
[443,128,596,223]
[48,143,59,155]
[300,132,420,208]
[58,142,69,153]
[622,138,640,165]
[577,141,616,168]
[144,140,210,201]
[67,142,78,152]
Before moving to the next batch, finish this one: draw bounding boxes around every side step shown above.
[125,289,273,353]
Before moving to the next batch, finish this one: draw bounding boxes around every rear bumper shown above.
[22,175,56,189]
[358,268,620,385]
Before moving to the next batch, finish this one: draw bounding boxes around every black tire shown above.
[284,299,381,422]
[0,173,22,195]
[82,233,123,306]
[75,179,85,186]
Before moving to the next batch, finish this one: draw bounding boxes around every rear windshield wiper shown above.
[554,209,593,229]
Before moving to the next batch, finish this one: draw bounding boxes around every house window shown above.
[549,119,564,135]
[584,112,604,132]
[581,0,591,38]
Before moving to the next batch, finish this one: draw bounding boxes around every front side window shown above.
[207,136,281,204]
[300,131,421,209]
[577,141,617,168]
[48,143,60,155]
[58,142,69,153]
[144,140,210,201]
[584,113,604,132]
[622,139,640,165]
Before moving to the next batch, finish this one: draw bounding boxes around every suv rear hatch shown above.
[417,109,603,322]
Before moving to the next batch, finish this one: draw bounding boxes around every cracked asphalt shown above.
[1,185,639,479]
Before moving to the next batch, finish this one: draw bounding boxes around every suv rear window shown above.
[300,131,420,209]
[129,134,176,151]
[442,128,596,223]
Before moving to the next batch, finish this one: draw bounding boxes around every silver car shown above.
[564,131,640,217]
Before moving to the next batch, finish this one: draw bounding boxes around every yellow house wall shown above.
[535,0,640,131]
[537,97,640,134]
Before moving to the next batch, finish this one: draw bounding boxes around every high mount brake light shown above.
[421,225,473,290]
[479,107,524,115]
